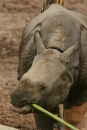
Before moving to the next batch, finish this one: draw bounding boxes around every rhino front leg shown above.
[64,102,87,130]
[34,110,53,130]
[53,105,64,130]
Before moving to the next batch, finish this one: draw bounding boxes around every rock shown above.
[0,125,18,130]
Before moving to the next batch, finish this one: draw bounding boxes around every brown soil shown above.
[0,0,87,130]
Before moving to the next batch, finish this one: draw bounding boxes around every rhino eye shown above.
[41,85,47,90]
[38,85,47,95]
[38,85,47,92]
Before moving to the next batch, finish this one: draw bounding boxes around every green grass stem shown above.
[31,104,79,130]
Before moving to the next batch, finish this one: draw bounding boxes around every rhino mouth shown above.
[9,104,32,114]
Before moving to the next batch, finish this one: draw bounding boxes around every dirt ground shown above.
[0,0,87,130]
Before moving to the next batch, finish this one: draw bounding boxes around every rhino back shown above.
[22,4,87,40]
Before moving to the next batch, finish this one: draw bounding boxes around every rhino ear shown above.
[61,43,78,64]
[34,31,46,54]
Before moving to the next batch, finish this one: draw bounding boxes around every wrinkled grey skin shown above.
[10,4,87,130]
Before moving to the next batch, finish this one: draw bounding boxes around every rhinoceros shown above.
[10,4,87,130]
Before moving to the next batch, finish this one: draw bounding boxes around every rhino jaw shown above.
[9,104,32,114]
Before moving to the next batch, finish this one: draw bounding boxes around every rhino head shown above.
[10,32,76,114]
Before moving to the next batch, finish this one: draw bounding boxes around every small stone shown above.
[26,17,30,22]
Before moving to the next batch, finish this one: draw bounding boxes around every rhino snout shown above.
[10,86,39,114]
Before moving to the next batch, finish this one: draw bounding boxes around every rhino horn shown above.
[61,43,78,64]
[34,31,46,54]
[20,77,30,85]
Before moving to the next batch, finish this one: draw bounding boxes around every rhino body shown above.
[10,4,87,130]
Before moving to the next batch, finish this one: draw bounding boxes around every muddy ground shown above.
[0,0,87,130]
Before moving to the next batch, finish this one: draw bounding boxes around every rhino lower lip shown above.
[9,104,32,114]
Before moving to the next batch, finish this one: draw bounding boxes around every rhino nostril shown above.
[21,100,28,106]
